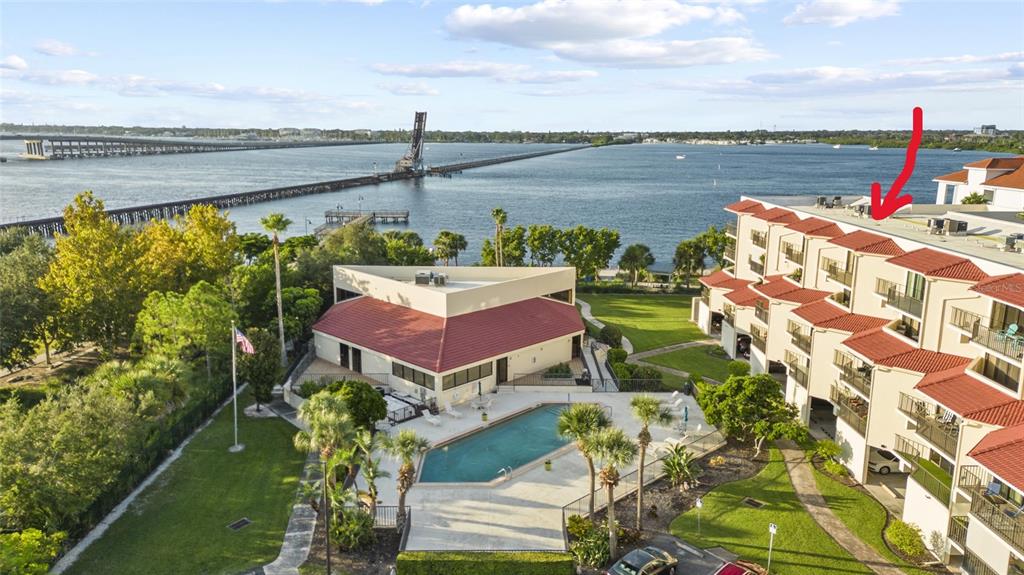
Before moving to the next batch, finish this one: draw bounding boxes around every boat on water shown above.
[953,147,962,152]
[832,144,842,149]
[869,146,879,151]
[676,154,686,160]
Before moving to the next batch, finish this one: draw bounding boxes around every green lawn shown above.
[812,468,931,575]
[670,448,872,575]
[579,294,704,352]
[645,344,733,382]
[67,390,306,575]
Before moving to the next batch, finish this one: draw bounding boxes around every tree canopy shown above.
[618,243,654,286]
[698,373,807,456]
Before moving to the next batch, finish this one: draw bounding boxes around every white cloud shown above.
[783,0,900,27]
[17,69,99,85]
[377,82,440,96]
[372,60,599,83]
[444,0,764,68]
[0,55,28,71]
[34,39,79,57]
[888,51,1024,66]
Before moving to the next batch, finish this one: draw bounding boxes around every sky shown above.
[1,0,1022,131]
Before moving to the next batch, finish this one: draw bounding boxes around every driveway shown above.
[645,533,735,575]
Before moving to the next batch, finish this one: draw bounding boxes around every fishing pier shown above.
[313,210,410,236]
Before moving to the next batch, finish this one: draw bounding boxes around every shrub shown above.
[886,520,927,559]
[396,551,575,575]
[0,529,65,575]
[630,365,663,382]
[607,348,628,364]
[566,514,591,540]
[599,325,623,348]
[823,459,848,477]
[569,526,610,568]
[662,444,701,490]
[331,508,375,551]
[611,362,634,381]
[726,360,750,378]
[335,379,387,431]
[708,455,726,468]
[298,380,324,398]
[543,363,573,378]
[814,439,842,461]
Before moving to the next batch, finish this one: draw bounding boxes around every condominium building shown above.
[310,265,584,407]
[934,156,1024,210]
[694,174,1024,574]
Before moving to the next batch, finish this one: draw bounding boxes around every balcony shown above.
[723,305,735,326]
[830,290,851,308]
[820,257,854,287]
[830,386,868,437]
[751,229,767,249]
[782,242,805,266]
[894,435,953,505]
[834,352,873,397]
[897,393,960,457]
[724,244,736,262]
[790,329,812,354]
[751,326,768,353]
[948,515,968,549]
[786,357,809,389]
[875,278,924,318]
[968,486,1024,556]
[962,550,999,575]
[749,258,765,276]
[754,303,770,324]
[950,307,1024,362]
[888,317,921,342]
[725,222,737,237]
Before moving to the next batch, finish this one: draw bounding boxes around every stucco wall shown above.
[903,477,951,552]
[835,416,869,483]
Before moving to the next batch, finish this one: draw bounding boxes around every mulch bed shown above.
[301,510,401,575]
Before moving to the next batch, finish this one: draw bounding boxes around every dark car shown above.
[607,546,679,575]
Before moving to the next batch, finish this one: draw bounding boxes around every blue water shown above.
[0,141,1002,263]
[419,403,571,483]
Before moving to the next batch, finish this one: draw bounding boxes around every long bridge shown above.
[0,145,590,236]
[1,134,383,160]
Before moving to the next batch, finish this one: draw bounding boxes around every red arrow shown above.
[871,106,923,220]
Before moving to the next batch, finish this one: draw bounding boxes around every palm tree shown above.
[556,403,611,519]
[354,429,389,519]
[293,393,356,489]
[261,213,292,367]
[491,208,507,267]
[618,243,655,287]
[382,429,430,526]
[661,443,701,491]
[592,427,638,559]
[433,231,468,266]
[630,395,674,531]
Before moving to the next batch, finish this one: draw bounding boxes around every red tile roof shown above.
[932,169,969,183]
[969,423,1024,492]
[793,300,847,325]
[886,248,987,282]
[724,199,765,214]
[700,270,753,291]
[785,217,845,238]
[752,207,800,224]
[963,157,1024,170]
[984,165,1024,191]
[915,369,1024,427]
[971,273,1024,309]
[842,329,914,363]
[818,313,891,334]
[751,276,831,305]
[829,230,905,256]
[724,286,767,307]
[883,349,971,373]
[312,296,583,373]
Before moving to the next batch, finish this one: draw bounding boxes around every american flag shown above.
[235,328,255,354]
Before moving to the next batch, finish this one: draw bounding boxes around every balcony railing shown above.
[787,361,808,389]
[723,305,735,325]
[838,363,872,397]
[782,242,805,266]
[950,307,1024,361]
[959,464,986,491]
[889,317,921,342]
[701,288,710,306]
[830,290,851,308]
[968,486,1024,556]
[724,244,736,262]
[875,278,924,318]
[749,258,765,276]
[754,304,770,324]
[894,434,953,505]
[820,257,854,287]
[962,550,999,575]
[897,393,959,457]
[790,329,812,354]
[725,222,737,237]
[830,386,868,437]
[751,230,767,248]
[751,327,767,353]
[948,515,968,548]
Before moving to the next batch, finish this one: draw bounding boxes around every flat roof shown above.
[748,195,1024,272]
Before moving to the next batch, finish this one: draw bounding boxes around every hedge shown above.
[396,551,575,575]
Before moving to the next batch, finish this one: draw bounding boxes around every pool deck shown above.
[360,390,717,551]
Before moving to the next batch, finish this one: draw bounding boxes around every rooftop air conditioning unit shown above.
[415,271,432,285]
[432,273,448,286]
[927,218,945,234]
[1006,234,1024,252]
[946,220,968,235]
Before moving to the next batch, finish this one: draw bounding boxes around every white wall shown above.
[903,478,951,553]
[787,378,811,425]
[965,517,1015,575]
[835,416,869,483]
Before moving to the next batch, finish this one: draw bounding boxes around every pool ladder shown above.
[497,466,512,481]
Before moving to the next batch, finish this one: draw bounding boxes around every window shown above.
[980,354,1021,393]
[992,302,1023,331]
[545,289,573,304]
[895,315,921,342]
[392,362,434,390]
[442,361,494,391]
[906,272,926,301]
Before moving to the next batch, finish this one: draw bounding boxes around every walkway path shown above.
[577,298,634,354]
[777,440,906,575]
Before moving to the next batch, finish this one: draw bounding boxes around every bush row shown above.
[396,551,575,575]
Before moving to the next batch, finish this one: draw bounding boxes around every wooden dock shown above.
[0,145,590,236]
[313,210,410,236]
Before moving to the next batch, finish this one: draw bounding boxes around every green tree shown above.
[336,379,387,431]
[527,224,561,266]
[629,395,673,531]
[239,327,282,410]
[239,232,272,263]
[698,373,807,456]
[354,429,389,519]
[961,192,990,205]
[433,230,468,266]
[260,213,292,368]
[673,239,705,287]
[321,222,389,265]
[592,427,637,558]
[228,262,277,332]
[40,192,147,353]
[0,234,63,368]
[481,225,526,266]
[560,226,621,279]
[491,207,507,266]
[557,403,611,519]
[293,393,357,489]
[0,528,65,575]
[273,286,323,343]
[618,244,655,287]
[137,205,239,294]
[382,430,430,526]
[384,236,434,266]
[696,225,729,268]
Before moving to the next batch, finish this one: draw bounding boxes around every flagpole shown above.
[229,320,245,453]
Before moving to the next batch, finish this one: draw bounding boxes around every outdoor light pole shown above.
[695,497,703,536]
[767,522,778,574]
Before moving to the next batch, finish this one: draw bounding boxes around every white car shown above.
[868,448,900,475]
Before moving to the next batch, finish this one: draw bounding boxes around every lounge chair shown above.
[997,323,1019,341]
[1005,502,1024,519]
[444,403,463,419]
[424,413,442,427]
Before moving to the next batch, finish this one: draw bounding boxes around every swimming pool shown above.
[419,404,571,483]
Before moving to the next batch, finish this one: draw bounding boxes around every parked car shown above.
[868,448,901,475]
[714,564,753,575]
[607,546,679,575]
